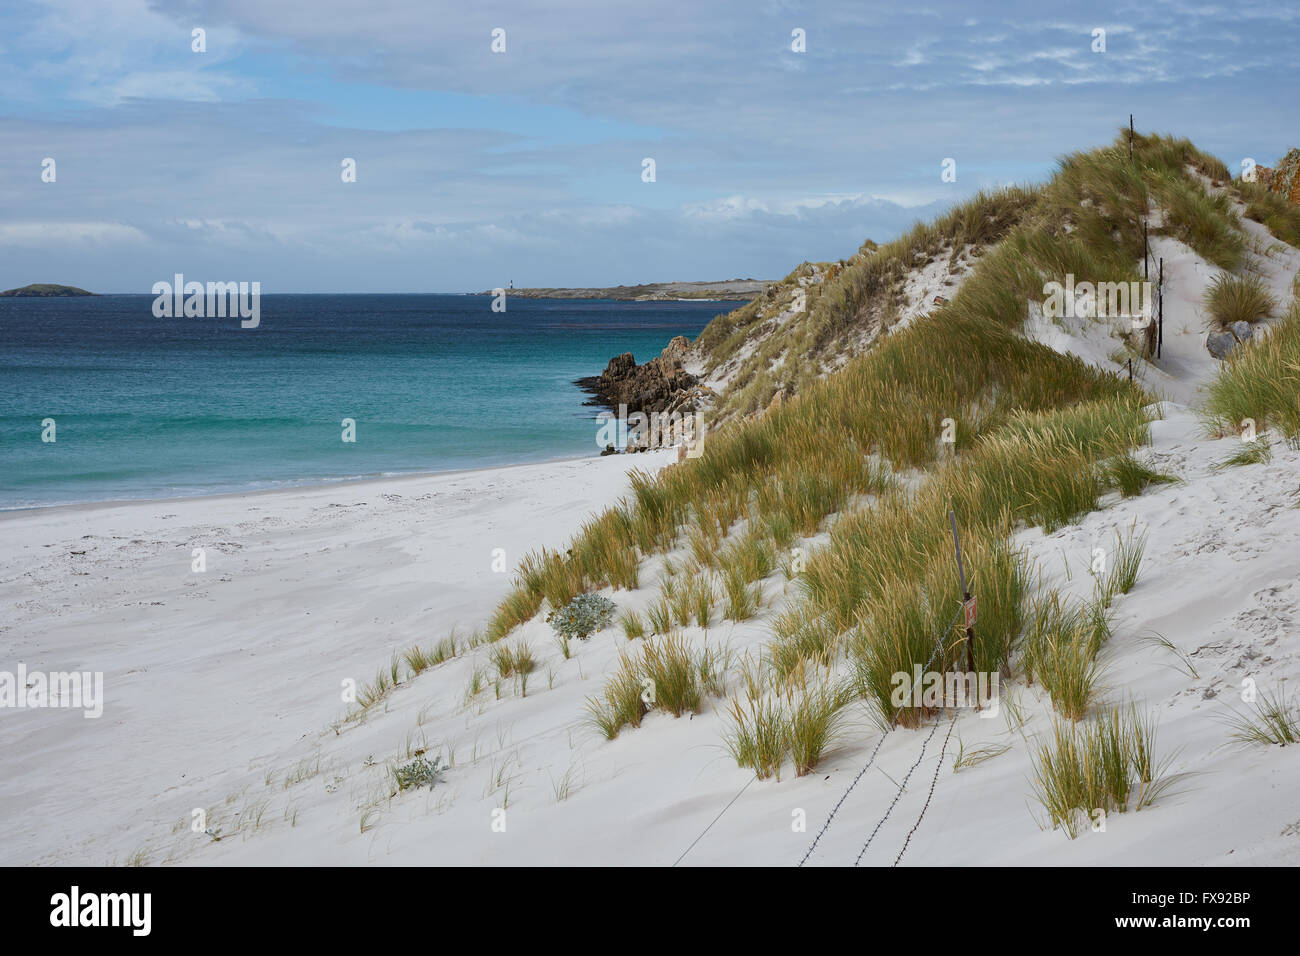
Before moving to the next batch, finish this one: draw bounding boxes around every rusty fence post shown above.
[948,510,977,707]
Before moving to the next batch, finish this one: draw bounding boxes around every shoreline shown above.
[0,449,620,519]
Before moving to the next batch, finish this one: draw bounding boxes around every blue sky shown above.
[0,0,1296,292]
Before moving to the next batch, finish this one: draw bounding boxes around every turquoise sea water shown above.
[0,294,719,510]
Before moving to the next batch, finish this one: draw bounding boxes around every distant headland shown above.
[476,278,768,301]
[0,283,95,297]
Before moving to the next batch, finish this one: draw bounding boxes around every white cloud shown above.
[0,221,148,244]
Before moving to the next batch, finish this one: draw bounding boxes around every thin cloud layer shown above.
[0,0,1295,291]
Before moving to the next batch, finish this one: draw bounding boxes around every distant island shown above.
[0,283,94,297]
[477,279,768,301]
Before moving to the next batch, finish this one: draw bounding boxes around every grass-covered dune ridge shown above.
[486,129,1243,646]
[693,130,1241,422]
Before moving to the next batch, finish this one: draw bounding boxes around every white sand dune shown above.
[8,400,1296,867]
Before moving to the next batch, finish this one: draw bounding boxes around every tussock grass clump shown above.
[1224,686,1300,746]
[620,611,646,640]
[585,651,650,740]
[1031,630,1102,722]
[692,576,717,628]
[402,644,432,676]
[718,528,777,582]
[1108,526,1147,597]
[849,532,1025,727]
[1204,273,1277,330]
[724,664,851,779]
[687,519,721,569]
[695,641,732,697]
[571,508,640,590]
[462,667,486,703]
[645,597,674,635]
[518,548,584,611]
[770,606,840,685]
[667,576,694,627]
[642,634,703,716]
[490,640,537,681]
[487,585,543,643]
[722,565,762,622]
[725,694,791,780]
[1031,707,1172,838]
[627,468,680,553]
[586,636,727,738]
[1021,594,1101,721]
[355,667,394,710]
[849,570,964,729]
[1216,438,1272,469]
[763,511,797,551]
[1105,452,1178,497]
[784,669,855,776]
[404,632,458,677]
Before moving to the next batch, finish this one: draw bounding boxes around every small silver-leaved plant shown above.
[547,593,618,642]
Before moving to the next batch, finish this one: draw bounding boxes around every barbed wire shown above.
[853,699,946,865]
[670,613,842,868]
[671,772,757,867]
[892,709,959,867]
[797,604,963,867]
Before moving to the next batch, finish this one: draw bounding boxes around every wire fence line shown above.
[797,603,964,867]
[892,710,959,867]
[671,772,757,867]
[853,700,946,865]
[671,609,839,866]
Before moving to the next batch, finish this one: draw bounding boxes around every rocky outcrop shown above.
[1253,148,1300,205]
[576,337,712,419]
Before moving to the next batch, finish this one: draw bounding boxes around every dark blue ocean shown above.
[0,294,720,510]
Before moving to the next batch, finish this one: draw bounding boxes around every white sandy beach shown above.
[0,451,674,865]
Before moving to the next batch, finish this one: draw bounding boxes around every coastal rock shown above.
[662,335,691,359]
[1206,329,1240,360]
[1257,149,1300,205]
[1207,319,1260,360]
[575,340,700,419]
